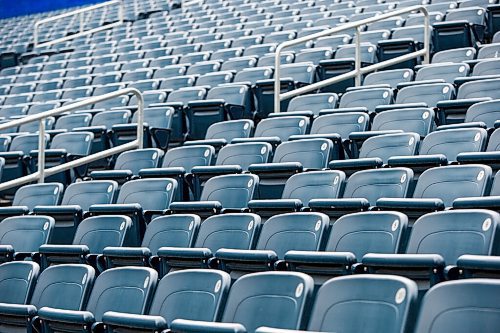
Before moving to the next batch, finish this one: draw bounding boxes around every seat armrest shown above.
[88,203,142,215]
[387,154,448,169]
[187,99,226,108]
[0,303,37,317]
[437,98,492,124]
[268,110,314,118]
[329,157,383,176]
[102,311,167,331]
[319,107,369,115]
[0,245,15,263]
[183,138,228,150]
[248,199,302,215]
[376,198,445,212]
[33,205,82,216]
[456,151,500,170]
[256,327,313,333]
[191,165,242,176]
[138,167,186,178]
[231,136,282,147]
[89,170,133,181]
[289,133,342,145]
[283,250,356,276]
[348,130,403,141]
[248,162,303,175]
[396,80,445,89]
[102,246,151,269]
[437,122,487,131]
[308,198,371,219]
[215,249,278,273]
[453,196,500,210]
[168,201,222,215]
[171,319,246,333]
[375,103,428,113]
[456,254,500,278]
[156,247,213,271]
[39,244,89,256]
[0,206,29,220]
[37,307,95,325]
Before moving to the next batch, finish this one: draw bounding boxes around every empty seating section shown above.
[1,0,500,332]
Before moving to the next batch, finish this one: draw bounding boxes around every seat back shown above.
[222,272,313,331]
[256,212,329,258]
[54,113,92,131]
[200,174,258,209]
[0,216,54,253]
[359,133,420,163]
[84,267,157,321]
[273,139,333,169]
[363,69,413,88]
[0,262,39,304]
[205,120,254,141]
[131,107,174,129]
[50,132,93,156]
[407,209,500,263]
[113,149,163,174]
[415,63,469,83]
[413,165,491,206]
[117,178,178,211]
[254,116,309,141]
[161,145,214,171]
[339,88,392,112]
[414,279,500,333]
[281,171,345,205]
[311,112,369,138]
[457,78,500,99]
[302,275,418,333]
[466,100,500,127]
[326,211,408,259]
[372,108,435,137]
[344,168,414,205]
[194,213,261,252]
[10,134,47,155]
[142,215,200,254]
[233,67,273,85]
[13,183,63,210]
[217,143,272,170]
[287,93,338,116]
[61,180,117,211]
[92,110,131,128]
[149,269,231,325]
[30,264,94,310]
[432,47,476,63]
[419,128,487,161]
[396,83,454,107]
[73,216,131,253]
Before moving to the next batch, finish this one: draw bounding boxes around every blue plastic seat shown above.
[0,261,39,305]
[7,182,63,213]
[101,269,231,332]
[0,215,55,263]
[337,87,393,114]
[414,279,500,333]
[0,264,95,332]
[38,267,158,333]
[170,271,313,333]
[363,68,414,88]
[285,93,338,117]
[432,47,476,63]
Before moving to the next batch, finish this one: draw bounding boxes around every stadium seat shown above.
[0,261,39,306]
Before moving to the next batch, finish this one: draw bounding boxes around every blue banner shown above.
[0,0,106,19]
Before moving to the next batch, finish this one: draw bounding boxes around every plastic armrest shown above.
[39,244,90,256]
[396,80,445,89]
[138,167,186,178]
[191,165,242,176]
[387,154,448,168]
[72,125,107,134]
[182,138,228,148]
[168,201,222,214]
[268,111,314,118]
[187,99,226,108]
[329,158,383,171]
[33,205,82,216]
[362,253,445,269]
[457,254,500,271]
[345,84,391,91]
[0,245,14,262]
[289,133,341,144]
[283,250,356,275]
[456,151,500,166]
[0,206,29,218]
[437,122,487,131]
[103,246,151,258]
[89,170,133,181]
[453,196,500,210]
[231,136,282,146]
[308,198,371,212]
[37,307,95,325]
[102,312,167,331]
[248,199,302,212]
[216,249,278,272]
[256,327,312,333]
[156,247,213,269]
[88,203,142,215]
[348,130,403,141]
[319,107,369,115]
[436,98,492,110]
[247,162,303,174]
[495,120,500,129]
[0,303,37,317]
[171,319,246,333]
[374,103,428,113]
[376,198,445,211]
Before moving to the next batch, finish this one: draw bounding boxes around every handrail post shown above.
[355,27,362,86]
[274,44,284,114]
[119,0,124,22]
[38,119,45,184]
[136,89,145,149]
[80,12,84,34]
[423,8,431,64]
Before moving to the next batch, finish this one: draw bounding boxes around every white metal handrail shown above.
[274,5,430,113]
[34,0,124,48]
[0,88,144,191]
